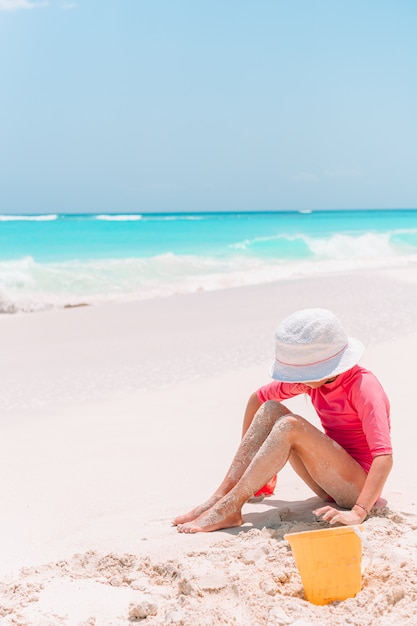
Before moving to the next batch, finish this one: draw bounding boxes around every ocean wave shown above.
[229,230,417,260]
[94,213,206,221]
[142,215,205,221]
[95,214,143,221]
[306,232,393,259]
[229,233,311,254]
[0,214,58,222]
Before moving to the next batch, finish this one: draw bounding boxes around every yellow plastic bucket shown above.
[284,525,363,605]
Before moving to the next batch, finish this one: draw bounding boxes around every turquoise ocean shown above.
[1,209,417,313]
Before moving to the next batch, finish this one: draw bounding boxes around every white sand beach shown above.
[1,267,417,625]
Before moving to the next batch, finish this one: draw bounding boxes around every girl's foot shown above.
[176,501,243,533]
[172,495,222,526]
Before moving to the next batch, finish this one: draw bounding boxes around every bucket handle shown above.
[353,526,374,574]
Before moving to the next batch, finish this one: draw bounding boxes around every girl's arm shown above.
[242,392,262,437]
[351,453,393,519]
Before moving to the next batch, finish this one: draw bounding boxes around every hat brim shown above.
[269,336,365,383]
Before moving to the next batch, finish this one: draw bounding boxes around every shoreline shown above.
[2,251,417,316]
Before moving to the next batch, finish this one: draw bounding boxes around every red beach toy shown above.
[253,474,277,497]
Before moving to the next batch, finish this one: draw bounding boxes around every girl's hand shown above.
[313,505,366,525]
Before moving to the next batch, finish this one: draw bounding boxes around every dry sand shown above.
[1,267,417,625]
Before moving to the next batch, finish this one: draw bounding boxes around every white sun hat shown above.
[270,308,365,383]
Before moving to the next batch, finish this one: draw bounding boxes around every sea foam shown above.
[1,246,417,314]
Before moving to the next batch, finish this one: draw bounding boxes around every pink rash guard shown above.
[256,365,392,473]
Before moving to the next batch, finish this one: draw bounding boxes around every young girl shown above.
[173,308,393,533]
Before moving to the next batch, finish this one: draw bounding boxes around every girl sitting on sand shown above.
[173,308,393,533]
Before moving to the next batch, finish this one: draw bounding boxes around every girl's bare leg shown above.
[176,412,367,533]
[288,451,332,501]
[172,401,290,526]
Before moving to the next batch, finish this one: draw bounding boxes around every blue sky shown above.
[0,0,416,214]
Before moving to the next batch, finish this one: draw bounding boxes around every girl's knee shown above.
[257,401,299,429]
[261,400,290,417]
[270,411,307,437]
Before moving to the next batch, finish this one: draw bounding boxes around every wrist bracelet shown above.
[355,503,369,516]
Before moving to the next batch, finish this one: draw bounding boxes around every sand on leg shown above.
[176,411,367,533]
[172,400,290,526]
